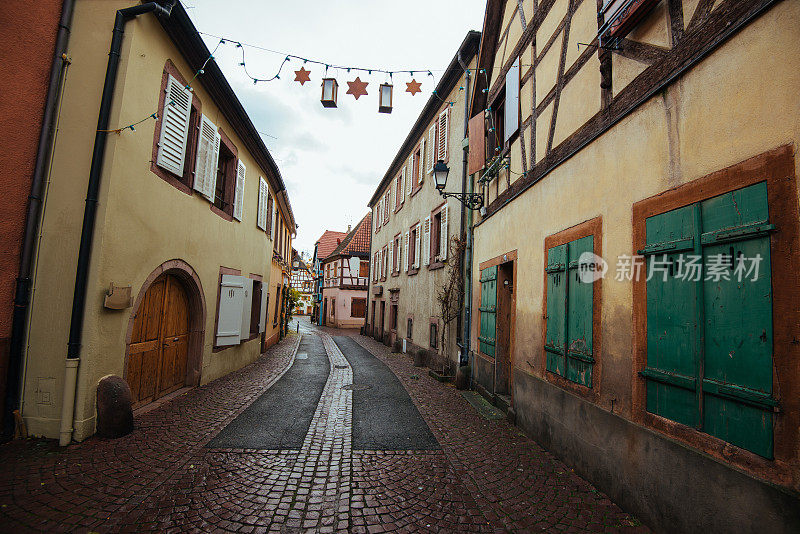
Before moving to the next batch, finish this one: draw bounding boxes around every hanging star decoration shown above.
[294,66,311,85]
[406,79,422,95]
[346,77,369,100]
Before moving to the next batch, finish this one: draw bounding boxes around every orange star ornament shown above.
[294,67,311,85]
[346,77,369,99]
[406,79,422,95]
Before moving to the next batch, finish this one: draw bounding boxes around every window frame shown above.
[541,217,603,402]
[631,145,800,485]
[150,60,202,195]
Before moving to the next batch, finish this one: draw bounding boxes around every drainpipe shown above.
[456,52,473,372]
[59,1,173,447]
[3,0,76,442]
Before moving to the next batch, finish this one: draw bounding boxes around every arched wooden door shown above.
[126,274,190,407]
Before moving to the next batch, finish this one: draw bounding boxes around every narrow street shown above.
[0,317,645,533]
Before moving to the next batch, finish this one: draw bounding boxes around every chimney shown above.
[347,224,352,233]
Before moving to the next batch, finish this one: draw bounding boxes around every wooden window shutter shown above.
[426,125,436,174]
[423,216,431,266]
[216,274,244,346]
[406,158,414,194]
[414,227,421,268]
[403,231,409,272]
[468,113,486,175]
[194,114,219,201]
[504,56,520,143]
[439,205,448,261]
[239,277,253,342]
[258,282,268,333]
[156,74,193,176]
[233,159,246,221]
[437,108,449,163]
[257,177,267,230]
[478,267,497,357]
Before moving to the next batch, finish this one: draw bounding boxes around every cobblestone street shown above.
[0,318,647,532]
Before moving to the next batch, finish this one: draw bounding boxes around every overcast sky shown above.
[183,0,486,256]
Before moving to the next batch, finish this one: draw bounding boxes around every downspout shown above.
[59,1,172,447]
[3,0,76,442]
[456,52,473,371]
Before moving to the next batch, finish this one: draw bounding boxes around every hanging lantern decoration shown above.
[378,83,393,114]
[321,78,338,108]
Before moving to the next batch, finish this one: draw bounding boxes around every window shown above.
[412,147,421,187]
[407,317,413,339]
[155,73,195,183]
[430,205,449,263]
[395,175,403,210]
[600,0,660,44]
[351,297,366,318]
[213,140,235,215]
[359,261,369,278]
[545,236,595,388]
[392,235,401,274]
[267,193,274,235]
[490,93,505,156]
[215,271,267,349]
[642,182,775,458]
[409,225,420,270]
[429,322,438,349]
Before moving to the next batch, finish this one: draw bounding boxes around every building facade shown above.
[311,230,347,326]
[321,214,371,329]
[466,0,800,530]
[0,0,67,437]
[366,32,480,374]
[17,1,296,443]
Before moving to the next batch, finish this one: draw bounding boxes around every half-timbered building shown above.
[291,250,314,316]
[311,229,348,325]
[466,0,800,529]
[321,214,371,329]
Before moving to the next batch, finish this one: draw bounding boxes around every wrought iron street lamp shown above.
[432,160,483,210]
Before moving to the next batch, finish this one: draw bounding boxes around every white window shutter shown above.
[387,188,392,219]
[414,228,421,268]
[505,56,521,142]
[388,243,393,274]
[437,109,449,162]
[233,159,246,221]
[403,231,409,272]
[418,140,425,184]
[216,274,244,346]
[426,125,436,174]
[400,168,406,203]
[257,178,267,230]
[423,216,431,266]
[156,74,192,176]
[240,277,253,341]
[259,283,268,333]
[440,205,448,261]
[194,114,217,199]
[406,159,413,195]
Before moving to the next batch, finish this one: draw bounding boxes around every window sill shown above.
[410,184,423,197]
[408,267,419,276]
[391,272,400,278]
[210,203,234,221]
[429,261,445,271]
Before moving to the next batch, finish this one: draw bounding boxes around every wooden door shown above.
[127,274,190,407]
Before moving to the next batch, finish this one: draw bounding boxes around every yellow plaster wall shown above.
[552,55,601,147]
[23,1,283,439]
[471,0,800,417]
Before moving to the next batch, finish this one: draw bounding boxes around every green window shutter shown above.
[643,204,699,428]
[545,245,566,376]
[700,182,773,458]
[643,181,774,458]
[479,266,497,357]
[566,236,594,387]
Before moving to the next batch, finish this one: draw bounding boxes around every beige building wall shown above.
[21,1,289,440]
[370,53,477,370]
[468,0,800,509]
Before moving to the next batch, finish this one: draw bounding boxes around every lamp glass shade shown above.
[321,78,338,108]
[379,84,393,113]
[433,160,449,190]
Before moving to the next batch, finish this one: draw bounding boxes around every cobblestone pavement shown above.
[0,322,648,533]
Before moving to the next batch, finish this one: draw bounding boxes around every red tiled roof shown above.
[329,212,372,258]
[315,230,348,260]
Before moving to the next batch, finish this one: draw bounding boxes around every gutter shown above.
[59,1,173,447]
[456,51,472,368]
[3,0,76,442]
